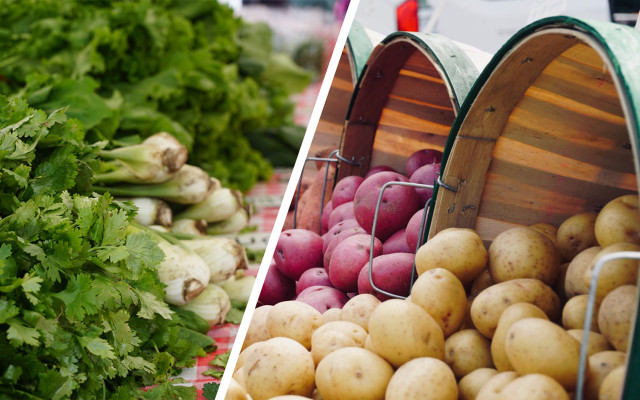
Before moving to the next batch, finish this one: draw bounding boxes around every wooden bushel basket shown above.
[426,16,640,398]
[336,31,490,181]
[307,21,384,159]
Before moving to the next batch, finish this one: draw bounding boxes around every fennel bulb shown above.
[180,283,231,326]
[181,237,249,283]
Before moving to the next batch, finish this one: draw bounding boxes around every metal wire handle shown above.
[575,251,640,400]
[368,180,434,299]
[292,150,339,230]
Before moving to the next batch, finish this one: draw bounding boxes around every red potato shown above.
[354,171,420,241]
[324,225,368,269]
[406,208,429,253]
[329,233,383,293]
[327,201,356,230]
[296,285,350,313]
[321,201,333,234]
[259,260,296,305]
[296,267,333,295]
[364,165,396,178]
[409,163,440,208]
[322,219,361,252]
[405,148,443,178]
[383,229,412,254]
[357,253,415,301]
[274,229,324,281]
[331,175,364,208]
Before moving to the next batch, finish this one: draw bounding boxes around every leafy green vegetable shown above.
[202,350,230,378]
[0,95,214,399]
[202,382,220,400]
[0,0,310,192]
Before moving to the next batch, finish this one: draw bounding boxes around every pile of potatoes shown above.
[226,194,640,400]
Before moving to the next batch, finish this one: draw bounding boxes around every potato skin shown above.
[385,357,458,400]
[495,374,569,400]
[488,226,562,286]
[597,285,638,352]
[598,365,626,400]
[561,294,599,332]
[556,212,598,261]
[242,305,272,351]
[315,347,393,400]
[491,303,549,372]
[410,268,467,337]
[415,228,488,285]
[504,318,582,391]
[583,243,640,302]
[594,194,640,247]
[243,337,315,400]
[475,371,518,400]
[444,329,493,379]
[566,329,612,357]
[458,368,499,400]
[470,278,562,338]
[564,246,600,298]
[339,293,380,331]
[266,301,321,349]
[368,299,445,367]
[583,351,627,400]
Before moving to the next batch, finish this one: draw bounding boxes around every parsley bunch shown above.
[0,96,215,399]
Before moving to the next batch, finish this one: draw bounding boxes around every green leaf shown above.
[0,300,20,324]
[224,307,244,324]
[135,289,173,320]
[7,318,41,346]
[201,382,219,400]
[125,231,165,279]
[52,274,99,320]
[201,368,223,378]
[77,335,115,359]
[35,369,74,400]
[21,273,43,305]
[209,350,230,368]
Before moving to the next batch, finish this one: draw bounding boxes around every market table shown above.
[173,168,292,398]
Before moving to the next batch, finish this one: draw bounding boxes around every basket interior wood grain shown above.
[431,31,638,243]
[337,38,457,180]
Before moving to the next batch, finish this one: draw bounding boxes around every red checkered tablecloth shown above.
[176,168,292,399]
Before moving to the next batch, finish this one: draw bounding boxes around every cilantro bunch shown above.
[0,0,311,192]
[0,96,215,399]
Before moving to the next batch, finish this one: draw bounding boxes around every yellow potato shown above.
[232,367,246,390]
[470,278,562,338]
[320,307,342,325]
[235,341,260,372]
[566,329,612,357]
[266,300,321,349]
[458,368,499,400]
[339,293,380,331]
[488,226,562,286]
[242,305,272,351]
[583,242,640,302]
[583,351,627,400]
[460,295,476,330]
[364,333,376,353]
[504,318,582,391]
[243,337,315,400]
[415,228,488,284]
[556,212,598,261]
[475,371,519,400]
[310,321,368,365]
[410,268,467,337]
[565,247,600,298]
[315,347,393,400]
[225,378,248,400]
[269,397,313,400]
[529,222,559,247]
[444,329,493,379]
[598,365,626,400]
[496,374,569,400]
[491,303,549,372]
[561,294,599,331]
[469,269,494,297]
[385,357,458,400]
[598,284,638,352]
[368,299,444,367]
[594,194,640,247]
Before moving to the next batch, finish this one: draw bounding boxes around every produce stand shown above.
[424,16,640,399]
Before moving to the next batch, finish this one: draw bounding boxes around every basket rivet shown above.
[485,106,496,113]
[623,143,632,150]
[448,203,456,213]
[521,57,533,64]
[376,72,384,78]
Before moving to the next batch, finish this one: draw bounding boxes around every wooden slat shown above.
[390,73,453,109]
[378,99,455,135]
[403,50,443,79]
[560,42,608,70]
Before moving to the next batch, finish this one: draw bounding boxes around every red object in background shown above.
[396,0,419,31]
